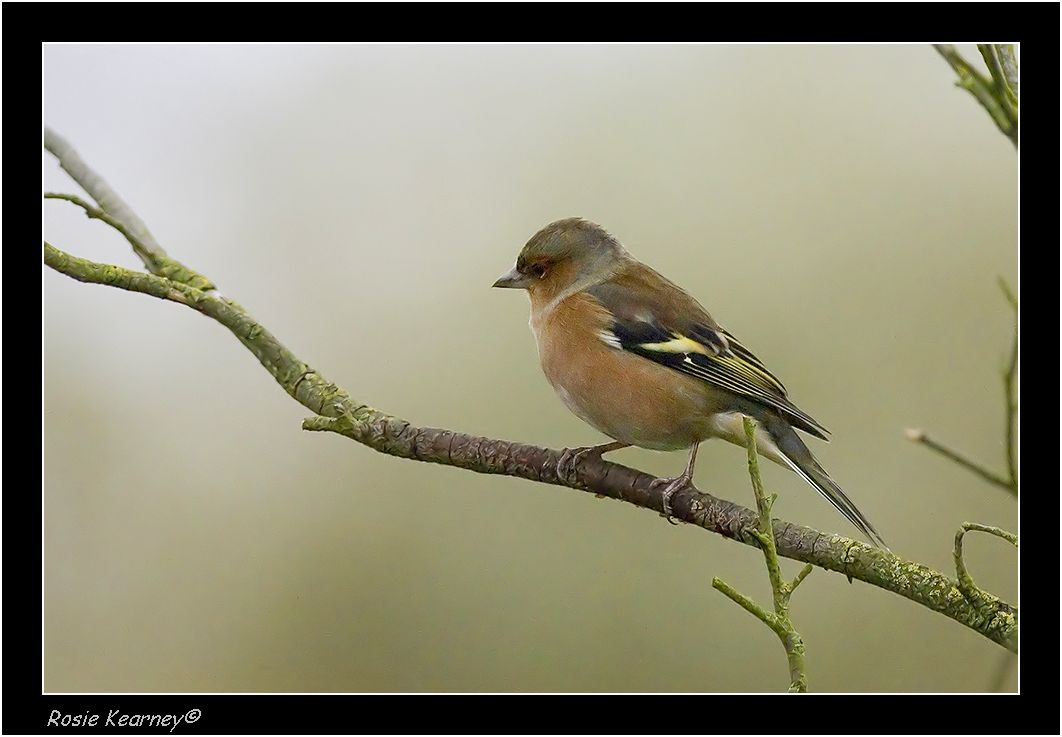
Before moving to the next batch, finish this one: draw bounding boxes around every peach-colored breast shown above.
[530,292,718,450]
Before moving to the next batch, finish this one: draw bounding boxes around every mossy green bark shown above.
[934,44,1018,147]
[712,418,814,692]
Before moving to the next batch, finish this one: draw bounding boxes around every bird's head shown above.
[492,218,626,297]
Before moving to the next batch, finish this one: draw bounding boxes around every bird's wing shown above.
[586,267,829,440]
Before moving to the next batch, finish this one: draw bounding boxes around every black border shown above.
[18,3,1060,734]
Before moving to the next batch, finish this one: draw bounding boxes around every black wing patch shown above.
[607,319,829,439]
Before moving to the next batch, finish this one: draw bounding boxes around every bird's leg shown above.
[557,441,629,484]
[650,442,700,524]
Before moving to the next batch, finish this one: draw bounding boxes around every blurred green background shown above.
[43,44,1017,693]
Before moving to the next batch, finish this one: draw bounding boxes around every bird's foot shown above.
[557,446,607,484]
[649,473,694,525]
[556,442,626,485]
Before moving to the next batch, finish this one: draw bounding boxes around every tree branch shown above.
[43,129,167,265]
[933,44,1018,147]
[992,45,1019,101]
[953,522,1017,612]
[903,429,1014,494]
[904,279,1018,498]
[999,279,1018,493]
[42,132,215,290]
[712,417,814,692]
[42,129,1018,655]
[978,44,1018,106]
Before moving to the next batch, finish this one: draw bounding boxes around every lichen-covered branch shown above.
[43,129,167,265]
[992,45,1019,101]
[953,522,1018,612]
[712,417,814,692]
[977,45,1018,105]
[42,131,214,290]
[42,129,1018,654]
[952,523,1018,665]
[933,44,1018,147]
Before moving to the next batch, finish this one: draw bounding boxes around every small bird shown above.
[493,217,885,547]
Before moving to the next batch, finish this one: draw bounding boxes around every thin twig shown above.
[905,279,1019,497]
[997,276,1017,310]
[710,578,779,633]
[904,429,1014,494]
[992,45,1019,102]
[43,130,215,291]
[978,44,1018,107]
[953,522,1017,610]
[977,45,1009,101]
[43,128,168,264]
[789,563,815,593]
[43,192,213,289]
[711,417,812,692]
[990,652,1017,692]
[998,278,1018,493]
[933,44,1017,147]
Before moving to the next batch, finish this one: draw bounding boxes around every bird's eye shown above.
[529,263,548,279]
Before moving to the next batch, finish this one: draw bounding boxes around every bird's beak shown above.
[492,266,532,289]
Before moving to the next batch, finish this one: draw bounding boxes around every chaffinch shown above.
[493,217,885,547]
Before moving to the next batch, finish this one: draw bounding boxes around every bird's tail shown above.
[766,417,888,549]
